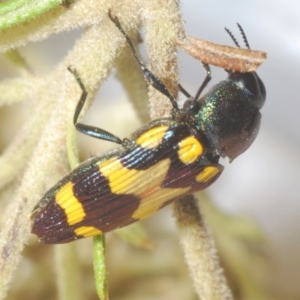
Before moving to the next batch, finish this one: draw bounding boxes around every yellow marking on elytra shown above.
[99,155,189,221]
[196,166,220,183]
[99,157,171,195]
[178,136,203,164]
[74,226,102,237]
[132,187,190,220]
[136,126,168,149]
[55,181,86,225]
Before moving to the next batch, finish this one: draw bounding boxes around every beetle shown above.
[30,12,266,244]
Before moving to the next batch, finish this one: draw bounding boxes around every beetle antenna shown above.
[224,27,240,48]
[237,23,250,49]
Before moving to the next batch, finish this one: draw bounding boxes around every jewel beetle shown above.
[30,12,266,244]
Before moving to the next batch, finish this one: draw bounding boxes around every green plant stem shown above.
[93,235,108,300]
[0,0,62,30]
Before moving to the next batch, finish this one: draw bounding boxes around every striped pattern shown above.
[31,120,223,244]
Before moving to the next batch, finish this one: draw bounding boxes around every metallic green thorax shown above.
[194,71,266,161]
